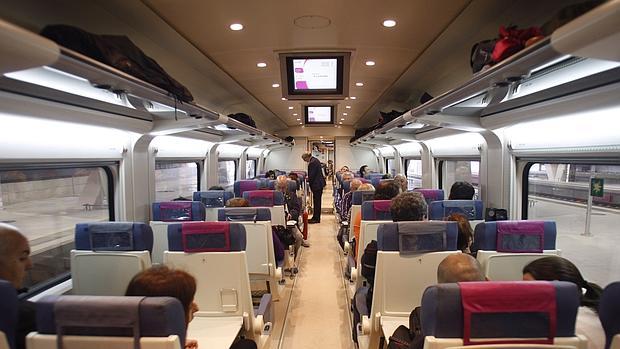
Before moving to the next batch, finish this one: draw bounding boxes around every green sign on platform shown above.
[590,178,604,197]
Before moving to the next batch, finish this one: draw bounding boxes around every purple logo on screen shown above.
[295,68,304,73]
[296,81,308,89]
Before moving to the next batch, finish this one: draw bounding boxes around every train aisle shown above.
[277,183,354,349]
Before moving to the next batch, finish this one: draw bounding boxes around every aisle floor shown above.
[276,186,354,349]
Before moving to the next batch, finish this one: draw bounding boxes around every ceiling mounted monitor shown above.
[304,105,335,125]
[280,52,350,100]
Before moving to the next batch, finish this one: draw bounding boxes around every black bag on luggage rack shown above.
[40,25,194,102]
[228,113,257,128]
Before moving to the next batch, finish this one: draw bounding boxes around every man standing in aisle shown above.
[302,152,326,224]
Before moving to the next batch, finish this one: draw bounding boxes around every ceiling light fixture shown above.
[288,106,294,110]
[296,118,301,121]
[350,96,357,99]
[341,118,345,121]
[382,19,396,28]
[339,122,343,124]
[345,105,351,109]
[229,23,244,31]
[257,62,267,68]
[355,82,364,87]
[293,113,298,116]
[281,97,286,100]
[272,83,280,88]
[365,60,375,66]
[343,113,348,116]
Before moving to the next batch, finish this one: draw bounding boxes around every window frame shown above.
[218,159,238,186]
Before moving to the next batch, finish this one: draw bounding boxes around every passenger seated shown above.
[265,170,276,180]
[126,266,257,349]
[448,181,475,200]
[208,185,224,190]
[446,213,473,253]
[359,165,368,178]
[393,174,407,193]
[390,191,427,222]
[227,197,285,263]
[275,175,309,248]
[340,166,350,173]
[0,224,35,349]
[340,178,362,220]
[523,256,605,349]
[353,181,398,253]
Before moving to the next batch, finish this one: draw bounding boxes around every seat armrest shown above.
[256,294,272,323]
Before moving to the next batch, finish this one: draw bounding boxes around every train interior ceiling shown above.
[0,0,620,348]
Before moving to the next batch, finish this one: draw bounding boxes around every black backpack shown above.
[387,307,424,349]
[272,225,295,246]
[361,240,378,284]
[470,39,497,74]
[41,25,194,102]
[228,113,257,128]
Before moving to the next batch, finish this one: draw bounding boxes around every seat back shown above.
[151,201,206,222]
[369,221,458,330]
[349,190,375,224]
[429,200,483,220]
[72,222,153,296]
[365,173,384,180]
[356,200,393,274]
[164,222,254,318]
[193,190,234,221]
[421,281,582,349]
[234,180,259,197]
[0,280,17,349]
[257,178,276,190]
[29,295,185,349]
[413,189,445,208]
[600,282,620,349]
[243,190,286,225]
[472,220,560,281]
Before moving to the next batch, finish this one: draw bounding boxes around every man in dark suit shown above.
[302,152,326,223]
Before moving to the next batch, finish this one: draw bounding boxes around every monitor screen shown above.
[292,58,338,91]
[304,105,334,124]
[280,52,350,100]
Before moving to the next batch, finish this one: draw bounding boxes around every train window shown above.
[406,159,422,190]
[439,160,480,198]
[525,162,620,287]
[386,158,396,177]
[0,166,113,292]
[218,160,237,187]
[246,159,256,179]
[155,162,200,201]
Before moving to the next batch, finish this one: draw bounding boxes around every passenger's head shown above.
[523,256,602,312]
[265,170,276,180]
[446,213,473,252]
[350,179,363,192]
[358,183,375,192]
[390,192,427,222]
[275,175,289,192]
[340,166,349,173]
[374,180,400,200]
[301,152,312,162]
[360,165,368,176]
[208,185,224,190]
[288,173,298,181]
[342,172,354,182]
[381,174,391,179]
[0,224,32,289]
[448,181,475,200]
[393,174,407,193]
[437,254,485,283]
[226,197,250,207]
[125,266,198,326]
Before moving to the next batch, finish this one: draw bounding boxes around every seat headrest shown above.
[217,207,271,222]
[421,281,579,342]
[152,201,206,221]
[365,173,384,180]
[287,180,298,192]
[257,179,276,190]
[234,180,259,197]
[600,281,620,349]
[429,200,483,220]
[75,222,153,254]
[167,222,246,252]
[413,189,445,206]
[192,191,234,208]
[242,190,284,207]
[377,221,458,252]
[0,280,18,349]
[352,190,375,205]
[471,220,557,253]
[361,200,393,221]
[35,295,186,346]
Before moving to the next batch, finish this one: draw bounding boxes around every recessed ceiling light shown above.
[299,123,303,125]
[345,105,351,109]
[345,97,349,100]
[257,62,267,68]
[230,23,244,31]
[281,97,286,100]
[339,122,343,124]
[355,82,364,87]
[320,136,323,138]
[343,113,348,116]
[296,118,301,121]
[272,83,280,88]
[341,118,345,121]
[350,96,357,99]
[382,19,396,28]
[365,60,376,66]
[288,106,294,110]
[293,113,298,116]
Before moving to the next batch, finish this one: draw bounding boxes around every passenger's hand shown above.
[287,213,292,220]
[185,339,198,349]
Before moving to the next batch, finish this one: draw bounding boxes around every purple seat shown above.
[233,180,259,197]
[471,220,557,253]
[413,189,445,207]
[152,201,205,221]
[167,221,246,252]
[242,190,285,207]
[361,200,392,221]
[352,190,375,205]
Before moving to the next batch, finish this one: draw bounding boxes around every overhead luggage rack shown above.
[352,0,620,146]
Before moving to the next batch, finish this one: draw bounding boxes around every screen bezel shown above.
[280,52,350,100]
[304,105,335,125]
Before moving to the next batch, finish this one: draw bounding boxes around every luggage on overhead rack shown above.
[228,112,257,128]
[41,25,194,102]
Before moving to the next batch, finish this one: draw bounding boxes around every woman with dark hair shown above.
[522,256,604,349]
[265,170,276,180]
[446,213,473,253]
[359,165,368,178]
[352,181,399,256]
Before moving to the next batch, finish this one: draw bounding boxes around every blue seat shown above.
[412,189,445,207]
[33,295,186,349]
[217,207,272,222]
[152,201,205,221]
[257,178,276,190]
[287,179,298,192]
[72,222,154,295]
[376,221,458,252]
[352,190,375,205]
[0,280,17,349]
[193,190,234,208]
[428,200,483,220]
[234,180,259,197]
[361,200,392,221]
[600,281,620,349]
[420,281,580,347]
[365,173,384,180]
